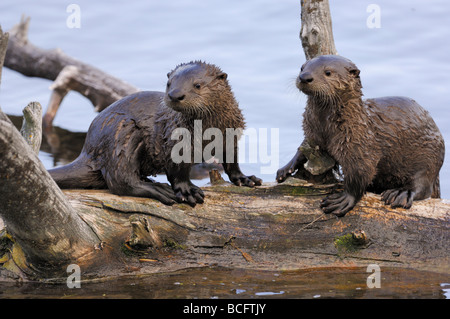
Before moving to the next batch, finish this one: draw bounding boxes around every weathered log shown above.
[66,182,449,276]
[0,108,103,279]
[4,16,139,128]
[2,177,448,281]
[300,0,337,59]
[19,102,42,154]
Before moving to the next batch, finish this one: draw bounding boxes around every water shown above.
[0,267,448,299]
[1,0,449,197]
[0,0,449,298]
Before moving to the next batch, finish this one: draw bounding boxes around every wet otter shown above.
[49,61,262,206]
[277,55,445,217]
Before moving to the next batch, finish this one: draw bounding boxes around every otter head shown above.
[165,61,230,117]
[296,55,362,103]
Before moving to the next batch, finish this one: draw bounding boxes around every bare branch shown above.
[4,16,138,127]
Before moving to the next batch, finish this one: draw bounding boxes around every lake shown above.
[0,267,448,299]
[0,0,449,299]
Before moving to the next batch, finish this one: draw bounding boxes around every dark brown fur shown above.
[277,55,445,216]
[49,61,261,206]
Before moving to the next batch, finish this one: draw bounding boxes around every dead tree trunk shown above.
[4,16,138,128]
[0,108,103,278]
[300,0,337,59]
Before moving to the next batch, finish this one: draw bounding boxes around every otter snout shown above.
[299,72,314,84]
[168,89,185,102]
[296,71,314,92]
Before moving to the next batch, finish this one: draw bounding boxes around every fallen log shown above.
[63,182,450,276]
[0,107,103,280]
[1,176,448,282]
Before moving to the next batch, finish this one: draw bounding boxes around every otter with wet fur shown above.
[277,55,444,217]
[49,61,261,206]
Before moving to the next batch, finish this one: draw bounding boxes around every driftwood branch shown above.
[19,101,42,154]
[0,25,9,86]
[4,16,138,128]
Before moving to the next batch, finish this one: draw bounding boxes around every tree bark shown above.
[1,163,449,281]
[0,25,9,86]
[29,182,450,280]
[4,16,138,128]
[19,102,42,154]
[0,107,103,278]
[300,0,337,59]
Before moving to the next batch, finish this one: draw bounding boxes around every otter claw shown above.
[276,166,295,183]
[320,192,356,217]
[232,175,262,187]
[173,182,205,207]
[381,189,414,209]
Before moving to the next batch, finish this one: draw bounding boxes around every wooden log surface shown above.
[0,109,101,280]
[2,177,448,281]
[67,180,450,275]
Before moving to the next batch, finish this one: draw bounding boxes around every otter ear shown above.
[348,68,360,78]
[216,72,228,81]
[167,72,171,78]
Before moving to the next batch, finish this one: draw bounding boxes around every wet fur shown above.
[49,61,261,206]
[277,55,445,216]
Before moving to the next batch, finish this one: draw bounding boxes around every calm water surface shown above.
[0,267,449,299]
[0,0,449,298]
[0,0,449,196]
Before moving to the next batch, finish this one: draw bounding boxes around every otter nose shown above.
[299,72,314,84]
[168,89,185,102]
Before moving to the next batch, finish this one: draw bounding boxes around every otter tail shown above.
[431,175,441,199]
[48,157,106,189]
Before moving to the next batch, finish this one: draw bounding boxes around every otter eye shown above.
[325,70,332,76]
[194,83,201,89]
[166,81,171,88]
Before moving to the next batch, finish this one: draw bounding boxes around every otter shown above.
[277,55,445,217]
[49,61,262,206]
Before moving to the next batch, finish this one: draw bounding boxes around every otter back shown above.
[48,61,262,206]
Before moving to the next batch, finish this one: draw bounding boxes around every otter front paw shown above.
[173,182,205,207]
[276,156,302,183]
[230,175,262,187]
[150,182,178,205]
[320,192,356,217]
[276,164,296,183]
[381,189,414,209]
